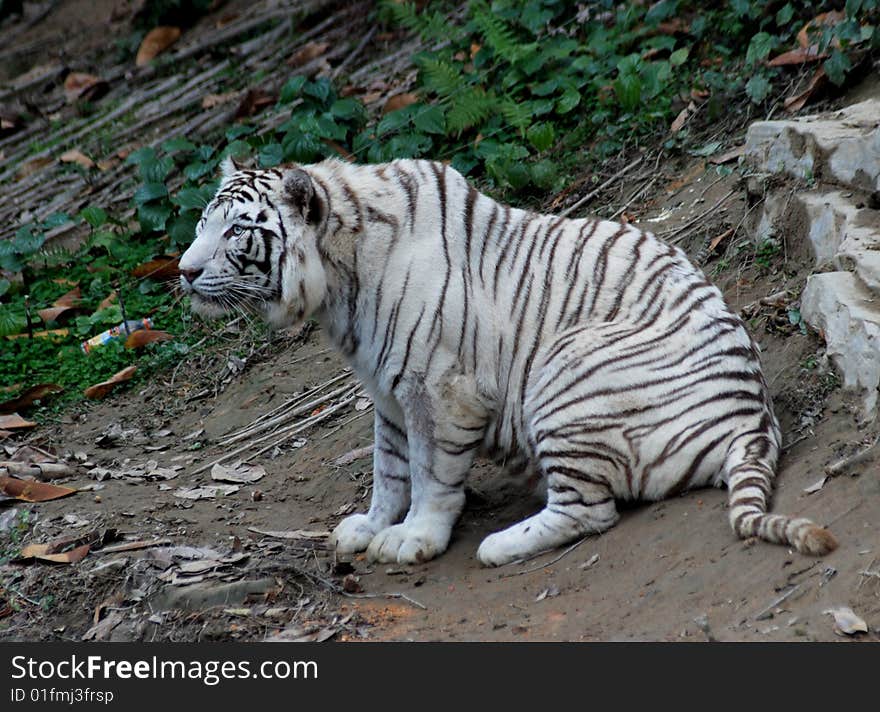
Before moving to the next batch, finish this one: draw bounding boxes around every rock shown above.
[801,271,880,416]
[149,577,280,612]
[750,190,880,290]
[745,99,880,192]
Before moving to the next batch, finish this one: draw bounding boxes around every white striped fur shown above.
[179,157,837,566]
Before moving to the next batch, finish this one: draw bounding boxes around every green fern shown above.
[498,98,531,136]
[471,3,528,64]
[37,245,73,268]
[446,87,495,135]
[417,56,465,98]
[381,1,451,42]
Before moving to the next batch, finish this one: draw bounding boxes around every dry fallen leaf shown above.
[29,543,91,565]
[383,92,419,114]
[59,149,95,169]
[211,462,266,484]
[322,139,355,162]
[37,306,79,324]
[797,11,845,49]
[136,26,182,66]
[784,67,828,113]
[63,72,108,103]
[0,475,76,502]
[707,227,736,253]
[98,538,171,554]
[98,291,117,310]
[288,41,330,67]
[82,610,123,641]
[84,365,137,400]
[16,156,53,180]
[201,91,238,109]
[235,89,277,119]
[54,287,82,307]
[768,46,828,67]
[174,484,241,500]
[708,145,745,165]
[246,527,329,541]
[131,256,179,280]
[0,414,37,430]
[803,476,827,494]
[124,329,173,349]
[670,101,696,133]
[0,108,22,135]
[0,384,63,414]
[825,606,868,636]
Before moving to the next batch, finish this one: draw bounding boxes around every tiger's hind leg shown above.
[477,461,619,567]
[478,324,630,567]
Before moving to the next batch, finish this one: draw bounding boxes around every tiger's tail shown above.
[724,437,837,556]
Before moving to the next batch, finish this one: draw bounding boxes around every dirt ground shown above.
[1,2,879,642]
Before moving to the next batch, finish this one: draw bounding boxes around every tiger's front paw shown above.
[331,513,382,557]
[366,520,451,564]
[476,529,525,567]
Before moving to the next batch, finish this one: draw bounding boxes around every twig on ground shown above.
[0,461,73,480]
[825,435,880,476]
[331,26,377,79]
[753,582,805,621]
[664,189,738,244]
[499,536,590,578]
[559,156,644,218]
[342,591,428,610]
[332,444,374,466]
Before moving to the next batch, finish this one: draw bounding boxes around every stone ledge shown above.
[801,271,880,417]
[745,99,880,193]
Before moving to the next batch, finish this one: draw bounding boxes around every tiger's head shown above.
[178,158,326,328]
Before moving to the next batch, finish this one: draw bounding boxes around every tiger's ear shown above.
[220,155,246,180]
[284,168,321,225]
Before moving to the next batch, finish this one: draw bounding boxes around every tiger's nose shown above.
[180,267,203,285]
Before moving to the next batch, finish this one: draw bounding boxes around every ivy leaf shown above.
[282,133,324,163]
[223,140,252,160]
[172,187,212,211]
[225,125,254,141]
[556,87,581,114]
[487,158,531,191]
[162,137,196,154]
[137,203,172,233]
[79,206,108,228]
[746,32,775,66]
[823,49,852,86]
[413,104,446,135]
[745,74,772,103]
[303,78,333,105]
[526,122,555,152]
[530,159,558,190]
[670,47,689,66]
[330,98,363,121]
[776,3,795,26]
[279,76,307,104]
[41,212,71,230]
[184,160,214,181]
[168,210,200,247]
[134,182,169,204]
[258,142,284,167]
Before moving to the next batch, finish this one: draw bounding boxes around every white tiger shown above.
[178,157,837,566]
